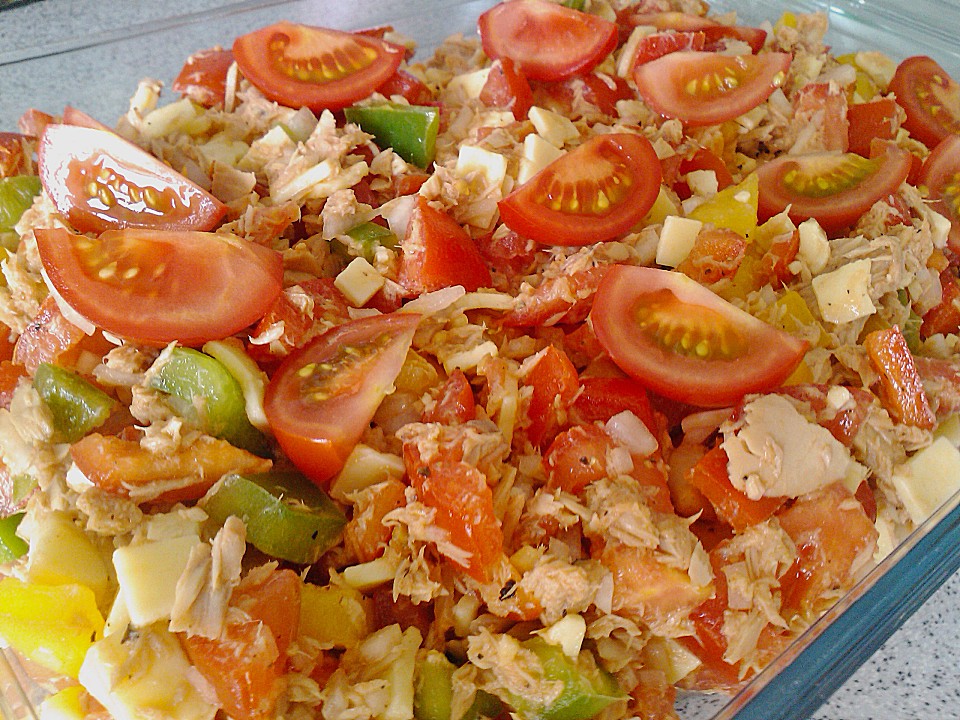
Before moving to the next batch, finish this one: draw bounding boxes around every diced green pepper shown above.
[0,512,28,563]
[33,363,117,443]
[504,638,624,720]
[345,221,400,263]
[560,0,586,9]
[0,176,41,231]
[415,650,455,720]
[344,103,440,168]
[150,347,268,456]
[201,472,346,564]
[460,691,505,720]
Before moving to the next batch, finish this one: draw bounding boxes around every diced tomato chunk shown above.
[922,270,960,339]
[688,446,785,532]
[863,326,935,429]
[570,375,658,434]
[343,479,407,563]
[523,345,579,448]
[13,297,97,374]
[676,228,747,284]
[480,58,533,119]
[377,69,434,105]
[847,98,901,157]
[0,361,27,410]
[544,424,612,494]
[422,369,476,424]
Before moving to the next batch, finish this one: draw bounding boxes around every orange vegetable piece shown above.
[688,446,785,532]
[863,326,935,429]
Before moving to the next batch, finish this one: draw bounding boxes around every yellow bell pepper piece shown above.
[688,173,759,239]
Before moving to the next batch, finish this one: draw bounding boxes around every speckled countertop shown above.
[1,1,959,719]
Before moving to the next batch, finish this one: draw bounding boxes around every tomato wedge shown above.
[889,56,960,149]
[919,134,960,252]
[756,141,912,233]
[633,51,790,127]
[498,133,661,246]
[591,265,808,407]
[233,22,405,112]
[173,47,236,108]
[478,0,617,82]
[38,125,226,234]
[264,312,420,487]
[35,227,283,347]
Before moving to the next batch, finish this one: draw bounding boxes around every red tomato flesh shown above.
[889,56,960,149]
[863,326,935,430]
[498,133,661,246]
[919,134,960,253]
[233,22,405,112]
[591,265,809,407]
[756,141,912,233]
[847,98,901,157]
[38,125,226,234]
[478,0,617,82]
[173,47,236,107]
[264,312,420,486]
[633,51,790,127]
[35,227,283,347]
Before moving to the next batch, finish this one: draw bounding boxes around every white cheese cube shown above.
[446,68,491,99]
[518,133,564,185]
[113,534,200,627]
[797,218,830,273]
[686,169,719,198]
[656,216,703,267]
[335,257,385,307]
[811,258,875,324]
[528,106,579,147]
[456,145,508,192]
[892,436,960,524]
[537,613,587,658]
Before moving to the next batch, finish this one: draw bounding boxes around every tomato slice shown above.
[919,134,960,253]
[889,56,960,149]
[633,51,790,127]
[480,58,533,120]
[618,12,767,54]
[478,0,618,82]
[264,312,420,486]
[398,196,492,295]
[498,133,661,246]
[591,265,809,407]
[38,125,226,234]
[756,141,912,233]
[233,22,404,112]
[35,227,283,347]
[847,98,901,157]
[172,47,236,108]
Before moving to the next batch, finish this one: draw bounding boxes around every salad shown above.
[1,0,960,719]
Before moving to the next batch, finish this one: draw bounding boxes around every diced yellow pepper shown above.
[38,685,86,720]
[299,582,373,649]
[0,577,104,678]
[774,290,831,348]
[688,173,759,239]
[642,185,680,226]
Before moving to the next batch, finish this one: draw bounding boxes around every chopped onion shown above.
[605,410,658,458]
[39,263,97,336]
[681,407,734,445]
[379,194,416,239]
[401,285,465,317]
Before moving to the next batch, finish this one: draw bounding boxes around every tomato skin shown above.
[38,125,225,234]
[398,196,491,296]
[919,134,960,253]
[480,58,533,119]
[671,146,734,201]
[591,265,809,407]
[265,312,420,487]
[478,0,617,82]
[889,56,960,149]
[633,51,790,127]
[233,22,404,112]
[847,98,901,157]
[172,46,235,107]
[755,141,912,233]
[36,227,283,347]
[499,133,661,246]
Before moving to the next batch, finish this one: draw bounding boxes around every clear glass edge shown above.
[2,0,960,718]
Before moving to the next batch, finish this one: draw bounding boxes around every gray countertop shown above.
[2,1,959,719]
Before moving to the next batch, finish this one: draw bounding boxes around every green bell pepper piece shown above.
[201,472,346,565]
[33,363,117,443]
[0,513,28,563]
[150,347,268,456]
[460,691,504,720]
[343,221,400,263]
[344,103,440,168]
[415,650,455,720]
[0,176,41,232]
[504,637,624,720]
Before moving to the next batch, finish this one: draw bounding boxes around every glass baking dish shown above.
[1,1,960,719]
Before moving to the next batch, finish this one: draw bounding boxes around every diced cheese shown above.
[141,98,208,139]
[79,627,216,720]
[27,511,111,607]
[329,443,406,502]
[935,414,960,447]
[446,67,491,99]
[335,256,385,307]
[797,217,830,273]
[456,145,508,193]
[929,208,952,248]
[891,436,960,524]
[686,169,719,198]
[642,636,703,685]
[112,533,200,627]
[811,258,876,324]
[528,106,579,147]
[518,133,564,185]
[656,215,703,267]
[342,555,400,591]
[643,185,680,226]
